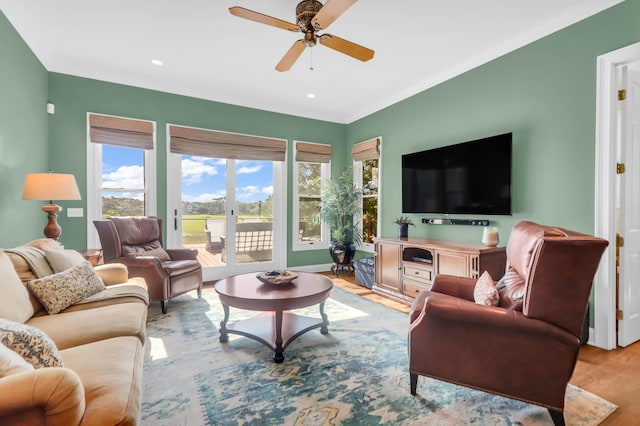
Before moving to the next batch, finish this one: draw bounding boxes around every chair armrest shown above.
[166,248,198,261]
[431,274,477,301]
[411,292,576,345]
[94,263,129,285]
[0,368,85,424]
[107,256,167,283]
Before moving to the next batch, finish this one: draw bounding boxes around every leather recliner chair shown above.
[94,216,203,314]
[408,221,608,426]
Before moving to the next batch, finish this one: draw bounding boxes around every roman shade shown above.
[89,114,154,150]
[169,125,286,161]
[295,142,332,163]
[352,137,380,161]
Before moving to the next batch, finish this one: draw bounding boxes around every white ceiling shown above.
[0,0,622,124]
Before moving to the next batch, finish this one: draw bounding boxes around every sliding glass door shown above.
[166,125,286,281]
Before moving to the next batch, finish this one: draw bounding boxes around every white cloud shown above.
[182,190,227,203]
[237,165,262,175]
[236,184,273,200]
[182,158,218,185]
[102,165,144,189]
[238,185,260,199]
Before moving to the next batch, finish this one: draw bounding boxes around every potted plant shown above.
[316,167,363,273]
[394,215,415,239]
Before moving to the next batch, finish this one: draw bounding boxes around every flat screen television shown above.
[402,133,512,215]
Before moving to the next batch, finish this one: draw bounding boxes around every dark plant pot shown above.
[329,242,356,266]
[399,223,409,239]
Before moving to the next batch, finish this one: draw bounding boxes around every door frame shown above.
[165,124,287,282]
[594,41,640,350]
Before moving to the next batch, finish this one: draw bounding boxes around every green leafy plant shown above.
[393,215,415,226]
[316,167,363,245]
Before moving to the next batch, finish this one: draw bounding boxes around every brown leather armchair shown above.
[408,221,608,426]
[94,216,203,314]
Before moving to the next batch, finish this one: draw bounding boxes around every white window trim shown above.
[292,142,331,252]
[86,113,157,248]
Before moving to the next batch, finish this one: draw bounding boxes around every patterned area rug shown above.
[141,283,616,425]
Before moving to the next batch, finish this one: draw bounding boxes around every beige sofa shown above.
[0,238,149,425]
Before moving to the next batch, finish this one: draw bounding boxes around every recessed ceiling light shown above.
[307,93,316,99]
[151,59,163,66]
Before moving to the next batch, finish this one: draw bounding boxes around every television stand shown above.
[372,237,506,305]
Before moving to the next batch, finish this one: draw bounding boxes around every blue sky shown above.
[102,145,273,203]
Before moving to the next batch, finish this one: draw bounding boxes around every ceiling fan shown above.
[229,0,374,72]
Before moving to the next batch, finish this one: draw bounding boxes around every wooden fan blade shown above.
[276,40,307,72]
[229,6,300,32]
[312,0,357,30]
[319,34,374,62]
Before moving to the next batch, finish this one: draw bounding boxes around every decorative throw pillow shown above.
[129,247,171,261]
[474,271,499,306]
[0,319,63,368]
[44,249,87,273]
[0,251,35,323]
[28,261,106,315]
[496,269,526,311]
[0,342,34,377]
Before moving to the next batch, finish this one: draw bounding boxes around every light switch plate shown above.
[67,208,84,217]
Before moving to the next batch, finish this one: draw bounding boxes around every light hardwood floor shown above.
[325,272,640,425]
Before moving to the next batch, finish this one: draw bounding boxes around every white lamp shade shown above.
[22,173,81,201]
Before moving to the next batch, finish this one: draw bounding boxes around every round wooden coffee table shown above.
[215,272,333,363]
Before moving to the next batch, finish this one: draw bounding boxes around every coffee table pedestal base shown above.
[219,304,328,363]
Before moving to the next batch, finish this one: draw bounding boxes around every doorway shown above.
[595,41,640,349]
[165,125,287,282]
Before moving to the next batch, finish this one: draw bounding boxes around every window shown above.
[293,141,331,250]
[100,144,147,216]
[353,137,381,251]
[87,113,156,247]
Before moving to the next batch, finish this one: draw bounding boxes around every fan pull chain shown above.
[309,48,314,71]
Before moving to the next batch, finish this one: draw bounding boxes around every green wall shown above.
[348,0,640,245]
[2,0,640,269]
[0,11,49,247]
[46,73,346,266]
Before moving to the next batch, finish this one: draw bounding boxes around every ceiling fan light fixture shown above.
[303,32,317,47]
[230,0,373,72]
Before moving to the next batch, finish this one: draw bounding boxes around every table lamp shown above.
[22,173,81,240]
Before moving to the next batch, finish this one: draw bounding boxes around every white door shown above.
[618,65,640,347]
[167,154,286,282]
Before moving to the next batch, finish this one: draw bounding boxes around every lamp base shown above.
[42,204,62,240]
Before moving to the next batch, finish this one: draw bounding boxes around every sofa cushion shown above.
[24,238,64,252]
[61,336,143,425]
[26,302,148,350]
[0,319,64,368]
[28,262,106,315]
[0,251,35,323]
[44,249,86,273]
[0,342,34,377]
[473,271,499,306]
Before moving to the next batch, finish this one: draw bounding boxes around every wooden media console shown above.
[373,237,506,305]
